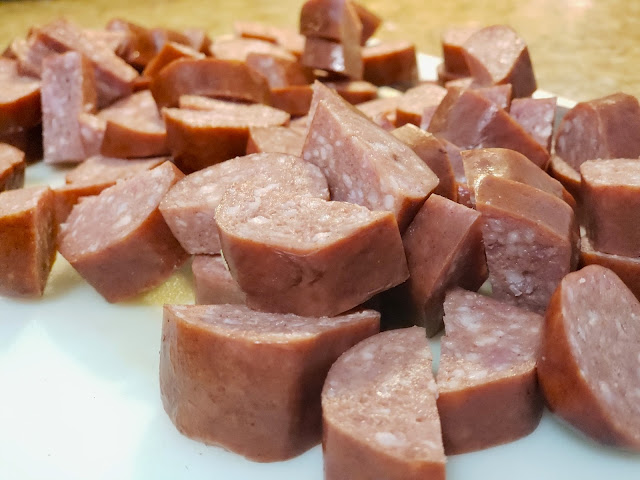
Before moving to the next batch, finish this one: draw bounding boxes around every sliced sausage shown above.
[41,51,99,163]
[160,304,380,461]
[579,230,640,301]
[437,288,544,454]
[163,101,290,173]
[58,161,189,302]
[383,194,487,335]
[321,80,378,104]
[554,93,640,171]
[55,155,166,222]
[548,154,582,205]
[352,1,381,45]
[36,18,138,107]
[246,125,305,156]
[428,86,549,169]
[270,85,314,116]
[395,83,447,128]
[216,181,408,317]
[142,41,204,78]
[192,255,246,305]
[356,96,398,130]
[150,58,269,108]
[232,21,305,58]
[462,25,536,98]
[299,0,363,44]
[476,175,577,313]
[462,148,575,207]
[0,143,25,192]
[391,124,456,200]
[362,41,418,86]
[106,18,157,69]
[538,265,640,450]
[303,82,439,231]
[98,90,168,159]
[0,186,57,298]
[301,37,363,80]
[580,159,640,257]
[322,326,445,480]
[510,96,556,152]
[209,36,295,62]
[0,58,41,133]
[441,26,477,76]
[159,152,329,255]
[246,51,312,89]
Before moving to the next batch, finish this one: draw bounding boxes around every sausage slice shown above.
[58,161,189,302]
[538,265,640,450]
[192,255,246,305]
[0,58,41,134]
[437,288,544,454]
[322,327,445,480]
[0,143,25,192]
[160,303,380,461]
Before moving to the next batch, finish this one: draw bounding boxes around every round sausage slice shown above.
[538,265,640,450]
[322,326,445,480]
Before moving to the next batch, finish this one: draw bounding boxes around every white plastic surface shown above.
[0,54,638,480]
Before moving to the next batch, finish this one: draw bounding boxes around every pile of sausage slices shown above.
[0,0,639,477]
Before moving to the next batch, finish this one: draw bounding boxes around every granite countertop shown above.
[1,0,638,102]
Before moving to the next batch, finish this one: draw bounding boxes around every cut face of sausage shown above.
[299,0,363,44]
[98,90,169,159]
[303,82,439,231]
[159,152,329,255]
[395,83,447,128]
[548,154,582,205]
[462,25,536,98]
[41,52,98,164]
[246,51,313,88]
[580,159,640,257]
[384,194,487,335]
[301,37,363,80]
[192,254,246,305]
[160,303,380,461]
[36,18,138,107]
[476,175,577,313]
[58,162,189,302]
[210,36,295,63]
[538,265,640,450]
[322,326,445,480]
[0,143,25,192]
[437,288,544,454]
[216,181,408,317]
[356,96,398,130]
[554,93,640,171]
[510,96,556,152]
[246,125,305,156]
[441,26,477,76]
[270,85,314,116]
[0,186,57,298]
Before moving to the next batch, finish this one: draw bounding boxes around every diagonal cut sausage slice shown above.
[538,265,640,450]
[322,326,445,480]
[160,303,380,461]
[437,288,544,454]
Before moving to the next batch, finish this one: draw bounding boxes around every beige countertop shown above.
[1,0,638,102]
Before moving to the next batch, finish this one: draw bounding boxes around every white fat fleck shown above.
[367,191,379,205]
[359,344,376,361]
[465,352,481,363]
[599,381,614,405]
[467,369,488,381]
[112,214,132,229]
[578,277,586,284]
[303,151,311,161]
[342,174,353,188]
[312,232,331,242]
[587,311,599,326]
[375,432,405,448]
[507,230,520,243]
[474,335,498,347]
[335,140,343,147]
[249,215,269,225]
[505,270,526,296]
[383,194,395,210]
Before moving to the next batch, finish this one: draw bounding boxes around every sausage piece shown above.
[362,41,418,86]
[98,90,169,158]
[476,175,577,313]
[0,58,41,134]
[441,26,478,77]
[299,0,363,44]
[216,181,408,317]
[509,96,556,152]
[142,41,204,78]
[160,303,380,461]
[322,326,445,480]
[41,52,99,164]
[0,186,57,298]
[58,162,189,302]
[395,83,447,128]
[192,255,246,305]
[437,288,544,454]
[462,25,536,98]
[246,125,305,156]
[159,152,329,255]
[383,194,487,335]
[163,100,290,173]
[301,37,363,80]
[538,265,640,450]
[303,82,439,231]
[554,93,640,171]
[580,159,640,257]
[0,143,25,192]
